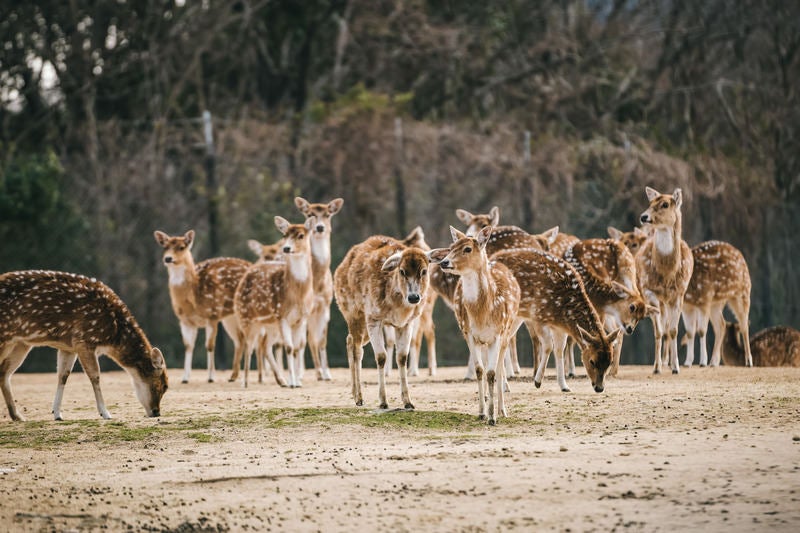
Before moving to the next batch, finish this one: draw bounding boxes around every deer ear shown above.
[402,226,425,248]
[294,197,310,214]
[450,226,467,243]
[328,198,344,215]
[645,304,659,316]
[489,206,500,226]
[154,231,169,247]
[151,348,165,371]
[274,216,290,235]
[577,326,598,344]
[382,252,402,272]
[475,225,492,249]
[606,329,623,345]
[247,239,263,257]
[184,230,195,249]
[304,218,314,231]
[645,186,660,201]
[607,226,623,240]
[611,281,631,299]
[634,226,647,237]
[543,226,559,245]
[426,248,449,263]
[455,209,473,226]
[673,188,683,208]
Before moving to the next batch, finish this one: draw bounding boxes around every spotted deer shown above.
[721,323,800,367]
[428,226,520,424]
[294,197,344,381]
[154,230,250,383]
[247,238,284,263]
[637,187,694,374]
[492,248,621,393]
[234,217,314,388]
[607,226,648,256]
[681,241,752,367]
[564,238,654,376]
[334,234,430,409]
[0,270,168,421]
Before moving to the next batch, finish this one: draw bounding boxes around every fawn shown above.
[0,270,167,421]
[721,323,800,367]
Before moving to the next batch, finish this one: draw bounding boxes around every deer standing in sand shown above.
[428,226,520,425]
[294,197,343,381]
[492,248,621,393]
[334,234,430,409]
[235,217,314,388]
[637,187,694,374]
[0,270,168,421]
[154,230,250,383]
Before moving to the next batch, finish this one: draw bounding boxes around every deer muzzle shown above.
[407,293,421,304]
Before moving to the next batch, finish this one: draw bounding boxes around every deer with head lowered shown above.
[294,196,343,381]
[334,233,430,409]
[681,240,752,368]
[492,248,622,393]
[637,187,694,374]
[0,270,168,421]
[154,230,250,383]
[235,217,315,388]
[721,323,800,367]
[428,226,520,425]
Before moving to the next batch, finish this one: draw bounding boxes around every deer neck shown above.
[287,252,311,285]
[460,262,493,304]
[310,234,331,288]
[166,258,199,309]
[652,215,682,272]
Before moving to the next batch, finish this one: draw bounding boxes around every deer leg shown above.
[367,321,389,409]
[395,324,415,410]
[730,296,753,367]
[552,332,570,392]
[279,320,299,388]
[307,312,325,381]
[319,322,333,381]
[474,343,487,420]
[204,323,218,383]
[1,343,31,421]
[407,318,421,377]
[650,313,664,374]
[497,339,509,419]
[77,353,111,419]
[566,337,578,378]
[464,346,477,380]
[346,334,364,406]
[709,305,726,367]
[426,326,438,377]
[510,332,522,375]
[292,320,307,388]
[666,306,681,374]
[486,339,504,425]
[179,323,198,383]
[382,325,395,379]
[243,334,256,388]
[53,350,78,421]
[534,328,554,388]
[221,316,244,382]
[681,307,699,368]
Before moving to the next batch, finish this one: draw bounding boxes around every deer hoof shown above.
[672,369,679,375]
[478,414,486,420]
[207,378,214,383]
[404,402,415,410]
[561,387,571,393]
[488,418,496,426]
[379,402,388,410]
[181,379,189,384]
[356,399,363,407]
[653,369,661,375]
[534,380,542,389]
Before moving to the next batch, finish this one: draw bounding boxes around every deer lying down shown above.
[429,226,520,425]
[334,234,430,409]
[0,270,168,421]
[721,323,800,367]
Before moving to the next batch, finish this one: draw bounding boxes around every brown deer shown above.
[492,248,621,393]
[637,187,694,374]
[334,234,430,409]
[607,226,648,255]
[721,323,800,367]
[294,197,344,381]
[564,238,655,376]
[682,241,752,367]
[0,270,168,421]
[154,230,250,383]
[235,217,314,388]
[428,226,520,425]
[247,238,284,263]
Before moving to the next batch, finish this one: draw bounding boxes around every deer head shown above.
[154,230,195,268]
[295,197,344,236]
[577,327,622,393]
[248,238,285,263]
[275,216,313,256]
[132,347,169,417]
[608,281,657,335]
[608,226,649,254]
[382,248,430,305]
[428,226,493,274]
[640,187,683,228]
[456,206,500,237]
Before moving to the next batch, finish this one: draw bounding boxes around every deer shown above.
[636,187,694,374]
[333,233,430,409]
[607,226,649,256]
[294,197,344,381]
[564,238,655,376]
[681,241,752,368]
[491,247,622,393]
[0,270,168,421]
[428,226,520,425]
[154,230,250,384]
[234,217,315,389]
[247,238,285,263]
[721,323,800,367]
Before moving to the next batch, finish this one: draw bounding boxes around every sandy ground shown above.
[1,363,799,532]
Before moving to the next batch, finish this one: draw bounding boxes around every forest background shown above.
[2,0,798,372]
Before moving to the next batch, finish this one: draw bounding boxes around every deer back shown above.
[685,241,750,308]
[723,323,800,367]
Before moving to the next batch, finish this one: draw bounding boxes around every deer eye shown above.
[631,243,638,249]
[400,269,406,276]
[176,246,185,252]
[464,246,472,254]
[590,360,597,368]
[298,234,304,239]
[661,201,669,208]
[421,269,427,277]
[629,304,636,312]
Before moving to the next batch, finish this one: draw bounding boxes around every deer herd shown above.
[1,187,798,424]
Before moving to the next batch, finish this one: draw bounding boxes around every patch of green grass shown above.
[187,432,220,443]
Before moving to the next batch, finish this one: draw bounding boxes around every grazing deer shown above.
[637,187,694,374]
[682,241,752,367]
[429,226,520,425]
[721,323,800,367]
[492,248,621,393]
[607,226,648,255]
[564,239,654,376]
[334,234,430,409]
[0,270,168,421]
[294,197,344,381]
[235,217,314,388]
[154,230,250,383]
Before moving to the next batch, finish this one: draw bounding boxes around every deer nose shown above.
[440,259,452,269]
[150,409,160,417]
[640,214,649,223]
[316,224,325,233]
[626,325,634,335]
[594,385,604,393]
[164,257,173,264]
[283,246,292,253]
[407,293,421,304]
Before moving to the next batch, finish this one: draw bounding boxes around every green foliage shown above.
[309,83,413,123]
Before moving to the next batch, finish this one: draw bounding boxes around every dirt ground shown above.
[1,363,799,532]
